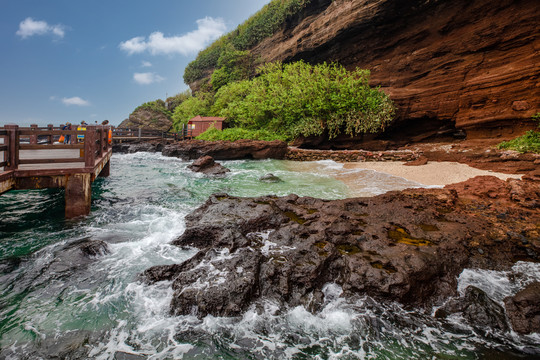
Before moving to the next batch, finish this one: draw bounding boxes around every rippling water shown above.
[0,152,539,359]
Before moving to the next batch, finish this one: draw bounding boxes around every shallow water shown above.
[0,152,538,359]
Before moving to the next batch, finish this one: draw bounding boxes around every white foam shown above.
[457,261,540,303]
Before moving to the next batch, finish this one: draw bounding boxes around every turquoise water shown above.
[0,152,539,359]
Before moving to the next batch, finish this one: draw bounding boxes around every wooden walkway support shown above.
[0,124,112,218]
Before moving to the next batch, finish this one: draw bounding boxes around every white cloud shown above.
[62,97,90,106]
[119,17,226,56]
[141,61,152,67]
[133,72,165,85]
[16,17,65,39]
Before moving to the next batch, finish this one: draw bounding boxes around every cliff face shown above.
[240,0,539,138]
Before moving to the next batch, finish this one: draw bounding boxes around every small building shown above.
[187,116,226,138]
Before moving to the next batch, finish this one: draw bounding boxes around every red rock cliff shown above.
[247,0,539,137]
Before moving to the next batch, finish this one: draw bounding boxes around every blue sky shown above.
[0,0,270,126]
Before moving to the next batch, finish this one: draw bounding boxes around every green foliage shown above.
[497,112,540,153]
[212,61,395,140]
[196,127,287,142]
[210,44,254,91]
[184,37,230,85]
[132,99,172,119]
[230,0,310,50]
[497,130,540,153]
[166,90,191,112]
[175,61,395,141]
[171,92,213,130]
[183,0,311,85]
[533,112,540,125]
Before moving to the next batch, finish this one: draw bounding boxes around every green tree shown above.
[210,61,395,140]
[171,92,213,130]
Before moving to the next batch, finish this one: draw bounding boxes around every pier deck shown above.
[0,125,112,218]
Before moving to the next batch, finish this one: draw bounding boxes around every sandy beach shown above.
[342,161,522,186]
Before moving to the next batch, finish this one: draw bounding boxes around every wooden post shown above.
[99,160,110,178]
[4,124,19,170]
[30,124,38,144]
[47,124,54,144]
[138,127,142,140]
[65,173,92,218]
[84,126,96,168]
[97,127,104,158]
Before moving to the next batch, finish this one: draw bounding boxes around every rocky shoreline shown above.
[141,175,540,334]
[113,139,540,176]
[112,139,540,334]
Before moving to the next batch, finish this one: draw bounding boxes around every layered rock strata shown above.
[192,0,540,137]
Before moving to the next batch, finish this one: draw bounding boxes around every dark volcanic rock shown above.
[142,176,540,318]
[162,139,288,160]
[504,282,540,334]
[259,173,282,183]
[80,239,110,258]
[187,156,230,176]
[435,286,509,332]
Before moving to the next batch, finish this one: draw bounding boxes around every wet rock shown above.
[80,239,110,257]
[38,331,92,359]
[504,282,540,334]
[187,156,230,176]
[259,173,282,183]
[142,176,540,318]
[162,139,288,160]
[47,238,110,277]
[0,257,22,274]
[435,286,509,332]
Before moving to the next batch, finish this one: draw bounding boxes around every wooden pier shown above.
[0,124,112,218]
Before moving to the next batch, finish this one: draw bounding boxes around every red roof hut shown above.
[187,116,226,137]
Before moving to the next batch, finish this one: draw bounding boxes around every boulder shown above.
[504,282,540,334]
[435,286,509,332]
[259,173,282,183]
[187,156,230,176]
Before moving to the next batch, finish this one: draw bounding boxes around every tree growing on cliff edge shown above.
[173,61,395,141]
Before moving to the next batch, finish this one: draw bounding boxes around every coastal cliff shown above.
[190,0,539,138]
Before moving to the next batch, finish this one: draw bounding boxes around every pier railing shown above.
[112,126,193,141]
[0,124,111,172]
[0,124,113,218]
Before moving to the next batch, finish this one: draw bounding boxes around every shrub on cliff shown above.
[183,0,311,85]
[211,61,395,140]
[166,90,191,112]
[210,44,255,91]
[133,99,172,119]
